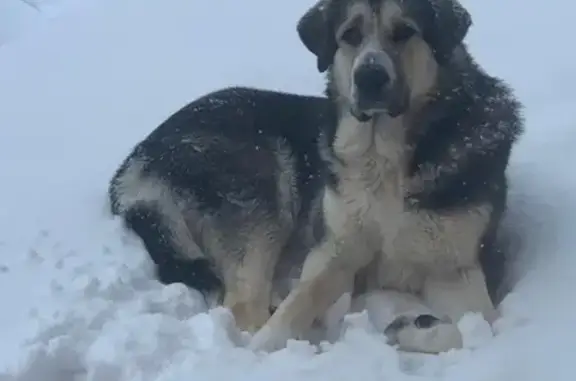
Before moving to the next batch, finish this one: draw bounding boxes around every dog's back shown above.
[108,87,330,328]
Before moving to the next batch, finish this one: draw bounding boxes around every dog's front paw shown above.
[384,314,463,354]
[247,323,294,353]
[224,301,271,334]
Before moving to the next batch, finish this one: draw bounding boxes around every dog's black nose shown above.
[354,63,390,99]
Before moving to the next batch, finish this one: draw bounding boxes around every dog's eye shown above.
[391,24,416,43]
[340,25,363,47]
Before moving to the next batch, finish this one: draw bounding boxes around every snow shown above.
[0,0,574,379]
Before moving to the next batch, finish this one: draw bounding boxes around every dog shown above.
[247,0,523,352]
[108,0,523,354]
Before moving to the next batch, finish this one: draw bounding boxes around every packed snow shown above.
[0,0,574,380]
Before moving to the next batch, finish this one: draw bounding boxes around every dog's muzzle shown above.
[352,51,403,120]
[354,63,390,104]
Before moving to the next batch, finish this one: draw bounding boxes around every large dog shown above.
[108,0,523,354]
[248,0,523,351]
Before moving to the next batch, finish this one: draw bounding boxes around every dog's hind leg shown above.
[123,205,224,305]
[109,157,225,305]
[219,225,286,333]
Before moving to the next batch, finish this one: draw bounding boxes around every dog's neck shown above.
[332,110,407,162]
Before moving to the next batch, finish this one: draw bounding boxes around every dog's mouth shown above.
[350,101,403,122]
[350,107,373,122]
[350,105,379,122]
[349,86,410,122]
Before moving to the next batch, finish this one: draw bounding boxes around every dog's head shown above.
[297,0,471,119]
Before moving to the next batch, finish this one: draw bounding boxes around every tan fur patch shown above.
[400,37,439,103]
[378,0,404,29]
[222,231,284,333]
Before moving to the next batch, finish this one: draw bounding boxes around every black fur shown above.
[404,0,472,63]
[123,206,223,297]
[405,50,522,302]
[109,88,332,298]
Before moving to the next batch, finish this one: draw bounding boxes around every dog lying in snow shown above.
[108,0,523,353]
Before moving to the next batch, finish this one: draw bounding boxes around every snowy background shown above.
[0,0,574,380]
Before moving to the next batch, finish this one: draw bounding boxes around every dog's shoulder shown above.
[407,46,524,211]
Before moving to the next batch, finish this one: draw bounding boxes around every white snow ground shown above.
[0,0,574,379]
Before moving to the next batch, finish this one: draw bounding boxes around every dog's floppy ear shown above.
[420,0,472,64]
[297,0,338,72]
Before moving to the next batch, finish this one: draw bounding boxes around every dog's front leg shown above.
[248,237,369,352]
[422,266,499,328]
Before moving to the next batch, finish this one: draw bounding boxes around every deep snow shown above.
[0,0,575,380]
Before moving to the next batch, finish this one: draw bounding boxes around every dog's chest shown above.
[324,115,489,292]
[327,117,408,249]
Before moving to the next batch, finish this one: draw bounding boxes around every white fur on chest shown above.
[323,114,491,291]
[326,114,407,249]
